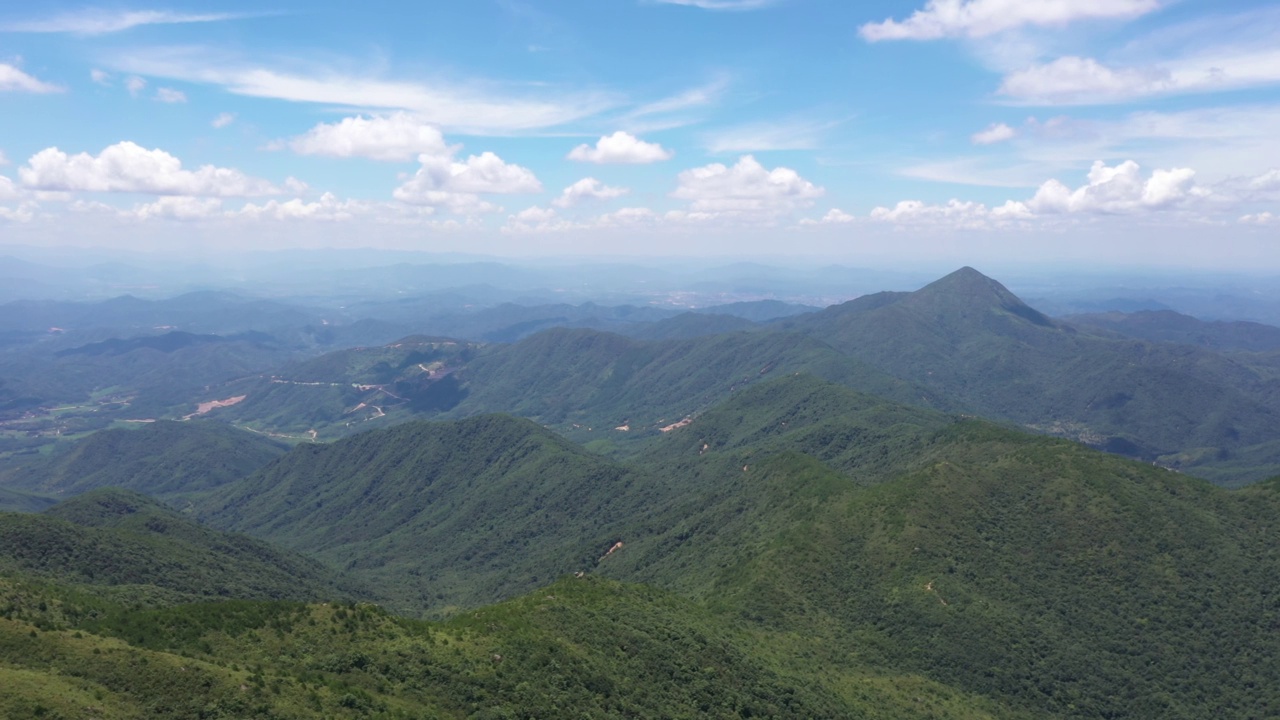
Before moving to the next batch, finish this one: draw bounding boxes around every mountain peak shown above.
[906,267,1053,327]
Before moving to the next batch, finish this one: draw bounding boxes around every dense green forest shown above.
[2,267,1279,718]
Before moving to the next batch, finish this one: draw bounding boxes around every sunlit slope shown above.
[600,378,1280,718]
[0,572,1020,720]
[779,266,1280,483]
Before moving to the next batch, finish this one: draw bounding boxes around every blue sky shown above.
[1,0,1278,268]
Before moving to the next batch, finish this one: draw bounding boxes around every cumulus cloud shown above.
[0,63,62,93]
[998,57,1173,105]
[971,122,1017,145]
[211,112,236,129]
[552,178,629,208]
[870,199,1032,227]
[133,196,222,221]
[1028,160,1205,213]
[859,0,1160,41]
[236,193,372,222]
[289,113,451,162]
[801,208,856,225]
[19,141,281,197]
[671,155,823,214]
[0,201,37,223]
[1251,169,1280,191]
[568,131,673,164]
[393,150,540,214]
[154,87,187,103]
[0,175,19,199]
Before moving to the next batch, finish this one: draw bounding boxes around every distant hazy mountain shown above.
[777,267,1280,484]
[1067,309,1280,352]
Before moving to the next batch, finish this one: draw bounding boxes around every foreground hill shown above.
[1,573,1004,719]
[213,374,1280,716]
[0,489,354,604]
[2,420,287,501]
[778,267,1280,484]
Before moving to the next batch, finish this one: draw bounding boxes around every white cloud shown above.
[125,76,147,97]
[236,193,372,222]
[801,208,856,225]
[1239,212,1276,225]
[628,78,728,119]
[593,207,658,227]
[133,196,223,221]
[1028,160,1205,214]
[393,150,540,214]
[2,10,253,35]
[552,178,629,208]
[154,87,187,103]
[704,118,840,153]
[859,0,1160,41]
[972,122,1017,145]
[654,0,779,9]
[0,201,37,223]
[90,68,110,85]
[1249,169,1280,191]
[211,112,236,129]
[289,113,451,162]
[568,131,673,164]
[870,199,1032,227]
[0,63,62,93]
[0,175,18,199]
[105,48,616,134]
[999,46,1280,105]
[672,155,823,214]
[19,141,282,197]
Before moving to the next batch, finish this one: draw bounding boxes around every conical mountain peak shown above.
[905,267,1053,327]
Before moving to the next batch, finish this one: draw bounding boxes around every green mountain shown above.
[779,267,1280,484]
[0,572,1002,719]
[198,374,1280,717]
[198,336,481,438]
[0,486,55,513]
[0,489,353,604]
[2,420,287,502]
[449,327,949,443]
[1067,309,1280,352]
[200,415,658,615]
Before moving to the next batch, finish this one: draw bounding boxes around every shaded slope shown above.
[4,420,287,500]
[451,327,951,436]
[0,489,353,604]
[0,486,55,513]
